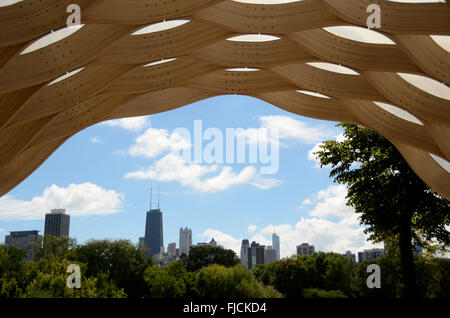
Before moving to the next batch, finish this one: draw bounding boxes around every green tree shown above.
[23,258,125,298]
[143,265,185,298]
[315,124,450,297]
[427,258,450,298]
[34,235,78,261]
[74,239,152,297]
[354,256,403,298]
[195,264,282,298]
[165,261,198,297]
[302,288,347,298]
[300,252,355,296]
[181,245,239,271]
[0,244,26,297]
[256,256,310,297]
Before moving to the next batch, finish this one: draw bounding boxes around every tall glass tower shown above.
[144,209,163,257]
[144,184,163,257]
[272,233,280,261]
[240,239,249,267]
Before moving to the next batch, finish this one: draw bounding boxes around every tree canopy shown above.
[180,245,239,271]
[314,123,450,297]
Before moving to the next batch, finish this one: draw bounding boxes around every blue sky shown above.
[0,95,382,257]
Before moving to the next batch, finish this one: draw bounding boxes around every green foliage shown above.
[22,258,125,298]
[427,258,450,298]
[181,245,239,271]
[74,239,152,297]
[1,238,449,298]
[143,265,185,298]
[34,235,78,261]
[353,256,403,298]
[0,277,22,298]
[315,124,450,251]
[301,253,356,296]
[302,288,347,298]
[195,264,282,298]
[256,256,309,297]
[255,253,356,298]
[315,123,450,297]
[165,261,198,297]
[0,245,26,297]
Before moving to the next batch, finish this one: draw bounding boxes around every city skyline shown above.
[2,201,380,264]
[0,187,418,264]
[0,95,384,258]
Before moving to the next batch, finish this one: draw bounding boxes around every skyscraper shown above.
[5,230,42,261]
[240,239,249,267]
[179,227,192,256]
[208,238,217,247]
[296,243,315,256]
[144,184,164,257]
[265,246,277,264]
[167,242,177,257]
[144,209,163,257]
[358,248,384,263]
[247,241,265,269]
[343,250,356,262]
[272,233,280,261]
[44,209,70,237]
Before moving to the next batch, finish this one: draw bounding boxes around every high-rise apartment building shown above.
[358,248,385,263]
[44,209,70,237]
[272,233,280,261]
[296,243,315,256]
[240,239,249,268]
[179,227,192,256]
[167,242,177,257]
[343,250,356,262]
[265,245,277,264]
[5,230,42,261]
[247,241,265,269]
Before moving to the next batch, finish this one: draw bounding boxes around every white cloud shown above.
[310,185,355,222]
[237,115,339,146]
[127,128,191,159]
[201,219,381,259]
[201,183,382,258]
[90,137,101,144]
[122,115,339,193]
[0,183,125,220]
[308,143,324,168]
[103,116,149,132]
[297,197,312,209]
[124,153,280,193]
[308,132,346,168]
[200,229,242,255]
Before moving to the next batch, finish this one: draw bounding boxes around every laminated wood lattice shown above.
[0,0,449,199]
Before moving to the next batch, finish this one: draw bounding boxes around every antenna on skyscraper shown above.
[150,181,153,211]
[158,183,160,210]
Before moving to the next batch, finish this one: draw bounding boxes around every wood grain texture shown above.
[0,0,449,200]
